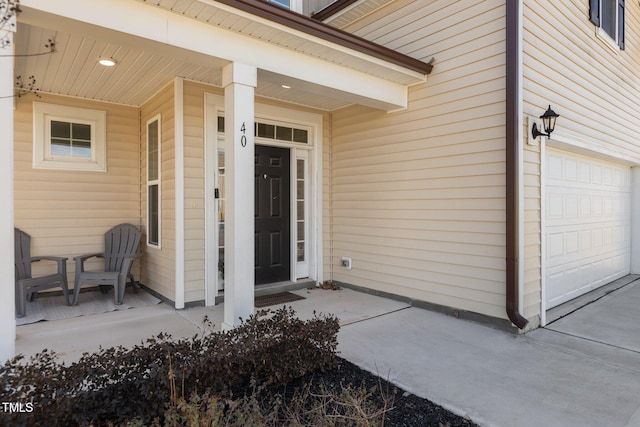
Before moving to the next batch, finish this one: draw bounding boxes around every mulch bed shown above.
[275,357,478,427]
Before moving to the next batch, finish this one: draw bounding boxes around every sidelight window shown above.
[147,115,161,247]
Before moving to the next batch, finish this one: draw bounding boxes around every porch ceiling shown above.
[14,0,429,111]
[14,22,227,107]
[14,19,349,110]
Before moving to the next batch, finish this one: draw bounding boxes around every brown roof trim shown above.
[311,0,359,21]
[214,0,432,75]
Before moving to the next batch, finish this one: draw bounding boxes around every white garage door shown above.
[545,148,631,309]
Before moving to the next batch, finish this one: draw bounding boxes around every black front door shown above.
[255,145,290,285]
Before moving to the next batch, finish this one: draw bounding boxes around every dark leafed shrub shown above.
[0,307,339,427]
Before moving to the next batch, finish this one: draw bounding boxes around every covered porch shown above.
[1,0,430,360]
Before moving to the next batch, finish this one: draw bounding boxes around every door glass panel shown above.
[218,152,225,283]
[257,123,275,139]
[276,126,293,141]
[296,159,305,262]
[293,129,308,144]
[297,201,304,220]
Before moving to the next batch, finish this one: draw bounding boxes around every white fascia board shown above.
[21,0,411,110]
[202,0,425,82]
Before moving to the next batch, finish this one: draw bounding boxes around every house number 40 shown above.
[240,122,247,147]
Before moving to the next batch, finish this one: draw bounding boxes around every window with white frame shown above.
[267,0,301,13]
[33,103,107,171]
[147,115,161,247]
[590,0,625,49]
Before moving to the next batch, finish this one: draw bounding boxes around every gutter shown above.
[505,0,528,329]
[214,0,432,75]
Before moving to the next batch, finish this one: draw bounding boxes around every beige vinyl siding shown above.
[524,1,640,158]
[183,81,207,303]
[329,0,508,319]
[13,94,140,286]
[141,83,176,301]
[322,112,332,281]
[523,0,640,319]
[181,81,223,303]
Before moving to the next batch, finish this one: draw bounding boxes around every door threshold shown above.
[215,279,316,305]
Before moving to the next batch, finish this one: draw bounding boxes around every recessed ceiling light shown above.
[281,84,291,89]
[98,57,117,67]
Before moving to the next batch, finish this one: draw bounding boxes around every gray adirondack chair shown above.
[14,228,70,318]
[73,224,142,305]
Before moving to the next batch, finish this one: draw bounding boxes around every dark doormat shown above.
[255,291,305,308]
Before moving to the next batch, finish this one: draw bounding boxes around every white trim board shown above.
[548,129,640,166]
[0,32,16,361]
[174,77,185,309]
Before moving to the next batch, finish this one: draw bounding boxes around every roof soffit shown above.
[312,0,394,25]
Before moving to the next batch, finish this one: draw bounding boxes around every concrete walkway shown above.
[14,282,640,427]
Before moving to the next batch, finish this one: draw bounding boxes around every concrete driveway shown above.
[338,278,640,427]
[13,280,640,427]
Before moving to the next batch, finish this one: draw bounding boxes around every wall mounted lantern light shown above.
[531,105,559,139]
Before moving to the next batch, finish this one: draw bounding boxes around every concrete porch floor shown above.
[14,280,640,427]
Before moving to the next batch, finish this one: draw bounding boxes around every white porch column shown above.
[222,62,256,329]
[0,27,16,361]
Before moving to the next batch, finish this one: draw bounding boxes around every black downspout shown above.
[506,0,529,329]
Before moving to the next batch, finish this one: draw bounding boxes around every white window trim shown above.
[268,0,301,13]
[595,0,622,51]
[597,24,620,51]
[147,114,162,248]
[33,102,106,172]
